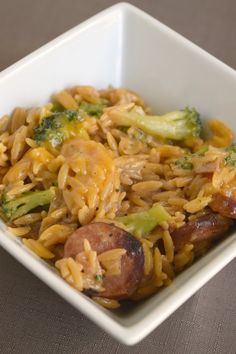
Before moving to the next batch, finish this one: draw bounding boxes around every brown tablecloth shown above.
[0,0,235,353]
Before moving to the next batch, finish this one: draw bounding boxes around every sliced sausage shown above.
[64,222,144,299]
[171,213,232,251]
[210,193,236,219]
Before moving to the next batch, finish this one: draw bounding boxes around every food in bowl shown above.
[0,85,235,309]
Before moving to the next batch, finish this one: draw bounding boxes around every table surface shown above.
[0,0,236,353]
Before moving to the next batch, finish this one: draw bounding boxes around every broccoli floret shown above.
[34,110,87,147]
[175,146,208,170]
[194,146,209,156]
[226,143,236,153]
[109,107,202,141]
[79,101,106,117]
[224,143,236,166]
[176,156,193,170]
[131,128,154,144]
[1,188,55,221]
[132,128,147,143]
[224,155,236,166]
[94,274,103,282]
[115,205,170,238]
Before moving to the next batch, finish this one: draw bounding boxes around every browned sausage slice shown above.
[210,193,236,219]
[64,222,144,299]
[171,213,232,251]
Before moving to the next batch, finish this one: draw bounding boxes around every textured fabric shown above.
[0,0,236,353]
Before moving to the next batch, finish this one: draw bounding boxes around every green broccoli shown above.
[34,110,87,147]
[224,143,236,166]
[1,188,55,221]
[95,274,103,282]
[175,156,193,170]
[79,101,106,117]
[115,205,170,238]
[226,144,236,153]
[109,108,202,141]
[131,128,154,144]
[175,146,209,170]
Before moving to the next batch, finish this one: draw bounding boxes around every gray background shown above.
[0,0,236,353]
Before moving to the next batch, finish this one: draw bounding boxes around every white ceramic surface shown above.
[0,2,235,345]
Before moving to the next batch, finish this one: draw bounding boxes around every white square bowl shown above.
[0,2,236,345]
